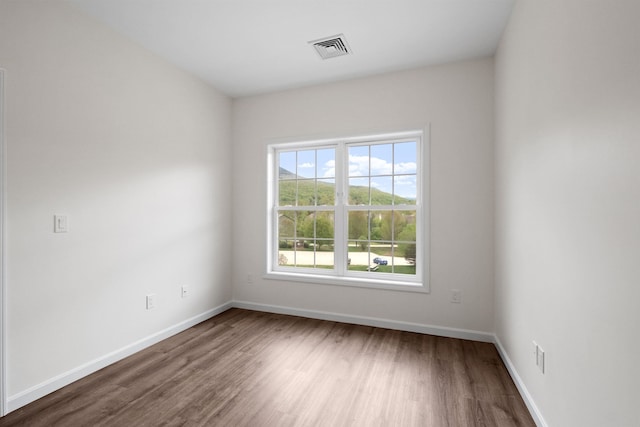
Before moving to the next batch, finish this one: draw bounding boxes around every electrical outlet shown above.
[247,273,253,284]
[146,294,156,310]
[181,285,189,298]
[451,289,462,303]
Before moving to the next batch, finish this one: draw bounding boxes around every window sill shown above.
[264,271,429,294]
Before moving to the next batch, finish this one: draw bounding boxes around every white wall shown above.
[232,59,495,333]
[495,1,640,426]
[0,1,232,399]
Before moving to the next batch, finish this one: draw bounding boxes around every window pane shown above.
[391,210,409,241]
[394,175,417,205]
[347,249,370,272]
[317,179,335,205]
[348,211,369,240]
[317,148,335,178]
[315,211,335,240]
[392,210,417,275]
[278,180,295,206]
[310,242,334,269]
[349,177,369,205]
[348,145,369,176]
[347,210,369,271]
[297,150,316,178]
[297,211,314,239]
[370,241,391,273]
[370,210,385,242]
[278,211,296,239]
[371,176,392,203]
[296,179,315,206]
[279,151,296,179]
[394,141,417,174]
[370,144,392,176]
[395,211,416,242]
[278,240,294,266]
[312,212,335,269]
[394,210,416,242]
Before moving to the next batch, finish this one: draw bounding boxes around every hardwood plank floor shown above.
[0,309,536,426]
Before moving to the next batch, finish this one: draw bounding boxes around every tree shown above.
[359,236,369,251]
[380,211,407,241]
[349,211,368,247]
[398,224,416,263]
[370,213,383,241]
[403,244,416,262]
[278,212,295,239]
[302,213,334,249]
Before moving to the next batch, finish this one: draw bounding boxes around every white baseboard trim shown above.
[493,336,548,427]
[232,300,495,343]
[7,301,233,413]
[234,301,546,425]
[6,299,545,427]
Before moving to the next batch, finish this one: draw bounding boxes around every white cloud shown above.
[298,162,314,169]
[349,155,395,176]
[321,159,335,177]
[394,175,415,185]
[319,156,416,196]
[395,162,417,174]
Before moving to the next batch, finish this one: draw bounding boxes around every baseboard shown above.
[7,301,233,413]
[232,300,494,343]
[6,299,545,427]
[233,301,546,425]
[493,336,548,427]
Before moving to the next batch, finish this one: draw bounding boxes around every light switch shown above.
[146,294,156,310]
[54,215,68,233]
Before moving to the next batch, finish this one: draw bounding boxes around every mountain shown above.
[278,168,413,206]
[279,167,298,180]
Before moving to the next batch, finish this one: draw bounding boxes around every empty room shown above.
[0,0,638,426]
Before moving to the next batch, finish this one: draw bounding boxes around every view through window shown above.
[269,131,425,288]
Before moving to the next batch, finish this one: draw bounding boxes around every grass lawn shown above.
[284,265,416,275]
[348,265,416,275]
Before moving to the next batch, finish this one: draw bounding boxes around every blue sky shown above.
[279,141,417,199]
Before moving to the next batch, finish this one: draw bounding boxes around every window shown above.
[267,130,427,291]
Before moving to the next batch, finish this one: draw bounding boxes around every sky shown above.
[279,141,417,199]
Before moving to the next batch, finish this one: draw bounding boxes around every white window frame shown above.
[266,128,429,293]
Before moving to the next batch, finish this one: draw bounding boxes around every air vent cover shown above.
[309,34,352,60]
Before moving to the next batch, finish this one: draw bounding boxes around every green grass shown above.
[288,265,334,269]
[348,265,416,275]
[282,264,416,275]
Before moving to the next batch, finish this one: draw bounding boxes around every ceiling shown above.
[69,0,515,98]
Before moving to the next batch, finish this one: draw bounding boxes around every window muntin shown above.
[269,131,425,289]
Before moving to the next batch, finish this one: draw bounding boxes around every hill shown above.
[278,169,412,206]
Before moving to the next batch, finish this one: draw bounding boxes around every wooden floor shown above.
[0,309,535,426]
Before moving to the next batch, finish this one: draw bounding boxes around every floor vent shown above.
[309,34,352,60]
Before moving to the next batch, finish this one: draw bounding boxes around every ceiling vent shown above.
[309,34,352,60]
